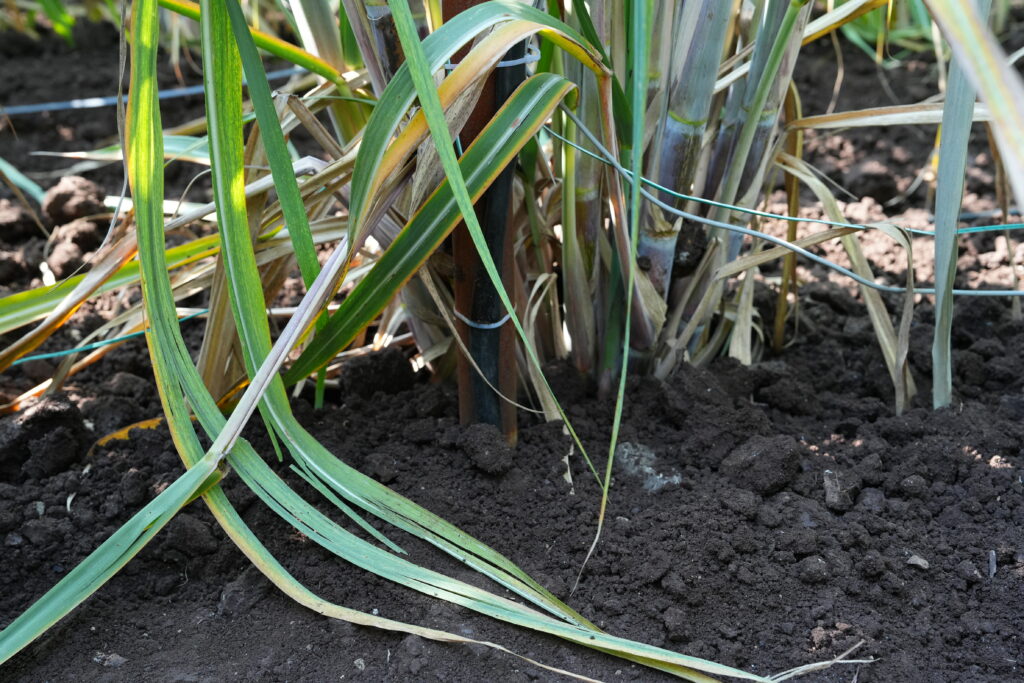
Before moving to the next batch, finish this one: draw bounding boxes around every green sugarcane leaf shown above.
[158,0,350,88]
[931,0,993,409]
[200,0,288,439]
[0,454,220,663]
[0,156,45,203]
[344,0,602,256]
[284,73,573,382]
[223,0,331,405]
[368,3,761,679]
[196,0,594,612]
[224,1,320,289]
[924,0,1024,208]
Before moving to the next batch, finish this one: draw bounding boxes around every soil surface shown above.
[1,17,1023,683]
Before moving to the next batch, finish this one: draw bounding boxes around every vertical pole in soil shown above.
[445,0,522,442]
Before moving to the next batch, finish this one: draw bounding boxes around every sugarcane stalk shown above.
[353,0,431,89]
[340,0,390,94]
[637,0,731,298]
[711,0,811,230]
[561,0,610,372]
[773,82,803,353]
[645,0,674,108]
[561,111,598,374]
[665,0,810,362]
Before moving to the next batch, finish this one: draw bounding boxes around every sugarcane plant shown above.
[2,0,1024,679]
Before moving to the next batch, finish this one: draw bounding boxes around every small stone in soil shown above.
[52,217,105,251]
[153,574,178,596]
[719,434,800,495]
[402,418,435,445]
[394,634,430,675]
[92,652,128,668]
[823,468,855,512]
[796,555,830,584]
[0,393,88,481]
[18,359,55,383]
[899,474,927,497]
[0,510,19,532]
[996,394,1024,420]
[21,517,59,547]
[339,346,415,398]
[103,371,154,399]
[364,451,398,483]
[854,452,884,486]
[0,250,28,285]
[162,513,219,557]
[906,554,929,569]
[46,240,85,279]
[721,489,760,519]
[120,469,149,506]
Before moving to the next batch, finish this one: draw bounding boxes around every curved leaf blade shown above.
[285,73,573,381]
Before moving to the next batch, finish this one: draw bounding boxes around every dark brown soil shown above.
[1,18,1023,683]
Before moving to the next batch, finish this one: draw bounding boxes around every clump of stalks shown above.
[2,0,1024,679]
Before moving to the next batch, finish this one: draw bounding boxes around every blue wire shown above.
[12,309,208,366]
[557,106,1024,298]
[1,68,306,117]
[541,124,1024,237]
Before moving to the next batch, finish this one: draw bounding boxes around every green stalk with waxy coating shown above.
[713,0,812,228]
[638,0,731,297]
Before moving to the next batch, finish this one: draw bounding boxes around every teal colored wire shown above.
[540,124,1024,237]
[556,106,1024,298]
[12,309,208,366]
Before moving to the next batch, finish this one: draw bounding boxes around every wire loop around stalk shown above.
[444,44,540,71]
[453,309,512,330]
[0,68,306,116]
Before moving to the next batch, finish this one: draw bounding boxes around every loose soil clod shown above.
[41,176,105,228]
